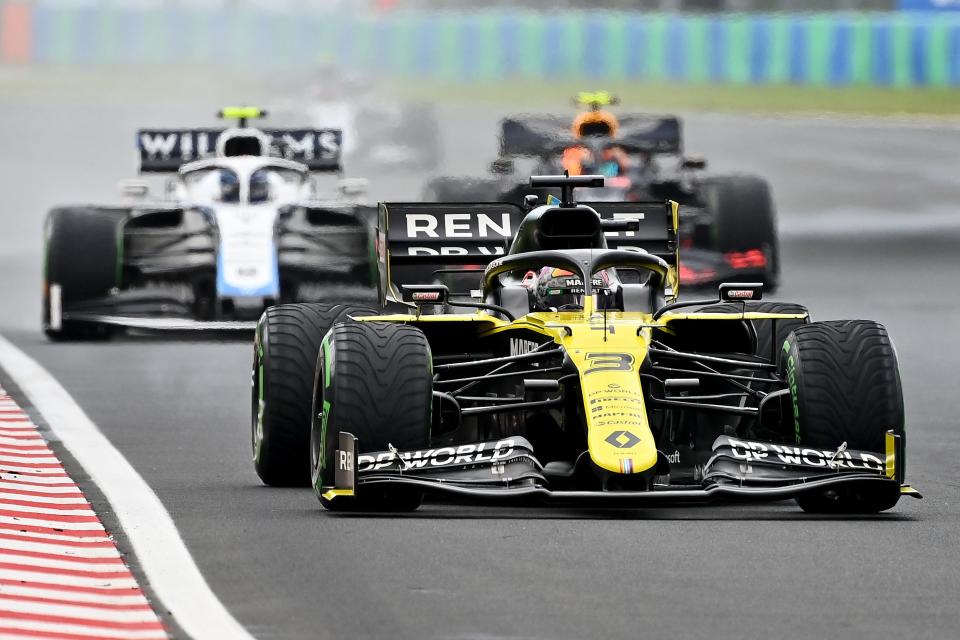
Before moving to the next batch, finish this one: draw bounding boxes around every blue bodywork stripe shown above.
[215,242,280,298]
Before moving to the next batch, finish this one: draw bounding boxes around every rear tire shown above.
[700,175,780,290]
[781,320,905,513]
[44,207,121,341]
[252,303,378,487]
[312,322,432,511]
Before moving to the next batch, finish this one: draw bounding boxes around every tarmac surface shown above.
[1,83,959,639]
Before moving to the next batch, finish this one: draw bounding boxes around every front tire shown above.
[252,303,378,487]
[781,320,905,513]
[312,322,432,511]
[43,207,121,341]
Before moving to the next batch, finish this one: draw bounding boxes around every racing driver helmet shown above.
[249,169,271,203]
[219,169,241,203]
[530,267,613,312]
[571,110,619,139]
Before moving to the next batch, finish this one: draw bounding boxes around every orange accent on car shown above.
[571,110,620,138]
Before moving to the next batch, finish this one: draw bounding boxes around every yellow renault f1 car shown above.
[251,175,919,514]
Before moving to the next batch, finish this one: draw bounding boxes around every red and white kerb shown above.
[0,388,167,640]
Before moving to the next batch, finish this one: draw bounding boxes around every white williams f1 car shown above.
[43,107,377,340]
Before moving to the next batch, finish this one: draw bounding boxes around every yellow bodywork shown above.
[219,106,264,120]
[320,488,355,501]
[357,306,807,477]
[885,430,897,480]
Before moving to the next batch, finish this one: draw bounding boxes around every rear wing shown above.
[500,116,571,157]
[136,128,343,172]
[616,116,682,154]
[499,114,682,157]
[375,201,678,302]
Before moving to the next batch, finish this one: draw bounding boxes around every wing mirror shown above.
[489,157,515,175]
[719,282,763,302]
[653,282,763,320]
[118,179,149,199]
[601,218,640,233]
[338,178,369,197]
[681,156,707,171]
[402,284,449,305]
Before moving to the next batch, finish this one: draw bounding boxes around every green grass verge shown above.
[4,66,958,117]
[392,80,960,117]
[0,67,273,103]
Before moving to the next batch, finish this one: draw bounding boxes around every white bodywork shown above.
[176,156,312,299]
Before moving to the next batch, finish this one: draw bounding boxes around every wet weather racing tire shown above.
[701,175,780,290]
[781,320,905,513]
[252,303,378,487]
[43,207,121,341]
[312,322,432,512]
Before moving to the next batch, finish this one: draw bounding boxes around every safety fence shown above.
[2,2,959,87]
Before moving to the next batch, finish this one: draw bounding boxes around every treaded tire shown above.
[44,207,121,341]
[700,175,780,290]
[781,320,905,513]
[699,301,809,360]
[252,303,378,487]
[311,322,432,512]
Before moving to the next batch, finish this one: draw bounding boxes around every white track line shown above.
[0,619,167,640]
[0,334,255,640]
[0,553,126,573]
[0,582,150,606]
[0,492,89,504]
[0,597,159,623]
[0,568,140,589]
[0,515,104,531]
[1,538,120,557]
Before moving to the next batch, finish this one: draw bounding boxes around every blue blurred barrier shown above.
[899,1,960,11]
[2,2,959,87]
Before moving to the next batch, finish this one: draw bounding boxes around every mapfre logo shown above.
[510,338,539,356]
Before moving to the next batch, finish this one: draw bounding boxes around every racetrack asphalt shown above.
[1,83,959,640]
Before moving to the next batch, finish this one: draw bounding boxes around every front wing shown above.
[321,431,920,508]
[49,287,257,334]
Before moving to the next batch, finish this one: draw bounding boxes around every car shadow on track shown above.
[313,503,918,522]
[246,487,919,522]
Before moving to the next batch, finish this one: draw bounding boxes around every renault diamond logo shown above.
[605,430,641,449]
